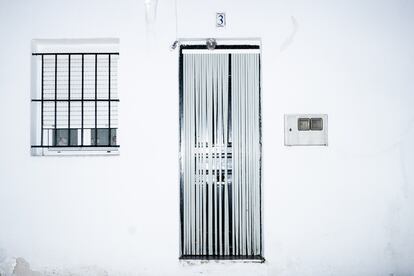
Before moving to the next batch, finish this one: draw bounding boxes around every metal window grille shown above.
[31,52,119,155]
[179,44,263,261]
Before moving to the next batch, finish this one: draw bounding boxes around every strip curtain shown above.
[181,52,261,257]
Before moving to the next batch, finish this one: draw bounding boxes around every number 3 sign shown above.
[216,13,226,27]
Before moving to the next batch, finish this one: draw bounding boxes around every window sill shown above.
[31,146,120,156]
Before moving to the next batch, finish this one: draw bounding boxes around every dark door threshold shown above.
[179,255,265,262]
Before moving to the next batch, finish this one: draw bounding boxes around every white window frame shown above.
[30,38,120,156]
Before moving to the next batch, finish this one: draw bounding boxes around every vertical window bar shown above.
[108,54,111,146]
[81,54,84,146]
[68,54,71,146]
[41,54,44,147]
[54,54,57,146]
[95,54,98,146]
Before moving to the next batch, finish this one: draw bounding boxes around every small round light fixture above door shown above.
[206,38,217,50]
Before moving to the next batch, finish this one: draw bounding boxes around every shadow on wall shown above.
[145,0,159,37]
[145,0,158,24]
[385,121,414,273]
[280,16,299,52]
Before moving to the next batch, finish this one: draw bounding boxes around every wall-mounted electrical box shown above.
[284,114,328,146]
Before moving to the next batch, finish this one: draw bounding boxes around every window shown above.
[310,118,323,130]
[298,118,310,131]
[31,39,119,155]
[179,43,263,260]
[297,117,323,131]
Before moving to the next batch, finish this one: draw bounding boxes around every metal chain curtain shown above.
[180,48,262,259]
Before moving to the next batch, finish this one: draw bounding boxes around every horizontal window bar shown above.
[32,99,119,102]
[32,52,119,56]
[31,145,120,148]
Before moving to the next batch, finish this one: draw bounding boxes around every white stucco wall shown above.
[0,0,414,275]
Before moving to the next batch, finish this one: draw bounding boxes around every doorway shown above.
[179,42,263,260]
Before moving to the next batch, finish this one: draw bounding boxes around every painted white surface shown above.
[0,0,413,275]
